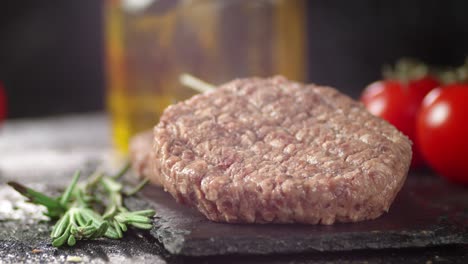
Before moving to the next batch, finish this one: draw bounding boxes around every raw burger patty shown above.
[131,76,412,224]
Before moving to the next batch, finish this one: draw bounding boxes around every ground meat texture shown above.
[143,76,411,224]
[129,131,158,183]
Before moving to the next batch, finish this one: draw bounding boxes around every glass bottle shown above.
[104,0,307,152]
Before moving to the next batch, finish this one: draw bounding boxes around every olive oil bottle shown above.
[104,0,307,152]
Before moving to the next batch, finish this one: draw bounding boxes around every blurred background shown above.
[0,0,468,118]
[1,0,467,119]
[1,0,467,180]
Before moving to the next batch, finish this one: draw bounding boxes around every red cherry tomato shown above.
[417,84,468,184]
[0,82,6,122]
[361,76,439,167]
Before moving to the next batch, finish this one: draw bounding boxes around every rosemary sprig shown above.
[7,163,155,247]
[100,175,153,238]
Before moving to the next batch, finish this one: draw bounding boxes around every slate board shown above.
[1,114,467,263]
[130,174,468,257]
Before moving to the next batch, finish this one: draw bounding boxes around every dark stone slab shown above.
[180,245,468,264]
[132,174,468,257]
[1,217,467,264]
[0,221,169,264]
[1,114,467,263]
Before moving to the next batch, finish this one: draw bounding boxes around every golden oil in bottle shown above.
[104,0,307,152]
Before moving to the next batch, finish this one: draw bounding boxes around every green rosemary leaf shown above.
[112,162,131,180]
[51,212,71,238]
[59,170,81,206]
[124,178,149,196]
[104,225,120,239]
[67,235,76,246]
[113,220,123,239]
[129,222,153,230]
[52,225,72,247]
[7,182,65,218]
[131,209,156,217]
[8,163,155,248]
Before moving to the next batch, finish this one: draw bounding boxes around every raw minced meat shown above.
[132,76,412,224]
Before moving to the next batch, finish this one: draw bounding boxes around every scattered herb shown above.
[7,164,154,247]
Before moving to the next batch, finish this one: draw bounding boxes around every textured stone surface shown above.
[0,221,168,264]
[1,219,467,264]
[0,113,467,263]
[0,114,169,263]
[135,173,468,256]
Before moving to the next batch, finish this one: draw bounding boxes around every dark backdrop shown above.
[1,1,468,118]
[0,1,104,118]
